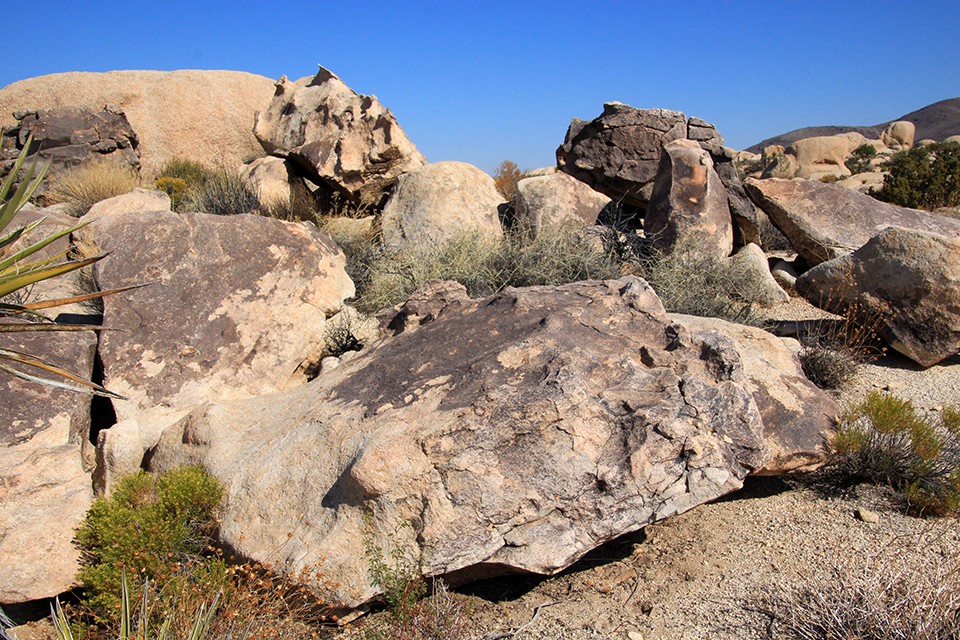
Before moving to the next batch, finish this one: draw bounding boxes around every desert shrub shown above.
[870,141,960,210]
[636,244,767,327]
[342,225,622,314]
[492,160,529,203]
[75,465,225,622]
[819,174,839,183]
[828,391,960,515]
[758,212,794,252]
[798,311,882,390]
[43,159,140,215]
[844,143,878,175]
[154,158,214,212]
[760,525,960,640]
[181,169,259,215]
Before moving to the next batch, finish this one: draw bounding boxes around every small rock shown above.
[627,631,645,640]
[856,508,880,524]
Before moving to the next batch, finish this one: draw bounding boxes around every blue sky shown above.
[2,1,957,174]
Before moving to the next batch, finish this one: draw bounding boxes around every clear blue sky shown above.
[2,1,957,174]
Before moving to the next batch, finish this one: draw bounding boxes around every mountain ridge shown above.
[745,97,960,154]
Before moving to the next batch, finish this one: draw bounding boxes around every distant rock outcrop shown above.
[745,97,960,154]
[0,70,276,177]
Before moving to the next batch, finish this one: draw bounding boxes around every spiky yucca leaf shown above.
[0,135,128,397]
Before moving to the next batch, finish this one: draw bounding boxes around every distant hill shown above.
[745,97,960,154]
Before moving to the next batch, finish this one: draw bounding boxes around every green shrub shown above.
[43,159,140,216]
[75,466,225,622]
[155,158,212,189]
[828,391,960,515]
[870,141,960,210]
[844,143,877,175]
[819,174,839,183]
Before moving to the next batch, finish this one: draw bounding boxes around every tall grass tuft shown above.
[43,160,140,216]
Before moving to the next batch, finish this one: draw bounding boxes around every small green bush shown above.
[870,141,960,211]
[844,143,877,175]
[829,391,960,515]
[75,466,225,622]
[43,159,140,215]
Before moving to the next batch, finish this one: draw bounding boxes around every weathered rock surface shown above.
[148,276,778,607]
[722,243,790,307]
[744,177,960,266]
[239,156,308,212]
[82,187,171,221]
[0,330,96,603]
[380,161,503,250]
[669,314,837,473]
[556,103,687,208]
[881,121,915,149]
[0,70,276,178]
[91,211,355,457]
[514,172,612,236]
[253,67,426,204]
[1,106,140,190]
[796,226,960,367]
[645,139,733,260]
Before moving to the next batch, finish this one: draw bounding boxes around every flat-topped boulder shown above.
[744,177,960,266]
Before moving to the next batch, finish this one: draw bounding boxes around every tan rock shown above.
[380,161,504,251]
[148,277,772,607]
[82,187,171,221]
[514,172,611,236]
[881,121,915,149]
[253,67,426,204]
[90,211,355,460]
[0,70,276,178]
[645,139,733,260]
[669,314,838,474]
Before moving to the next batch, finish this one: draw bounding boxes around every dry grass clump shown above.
[332,224,622,314]
[760,525,960,639]
[43,159,140,215]
[634,244,768,327]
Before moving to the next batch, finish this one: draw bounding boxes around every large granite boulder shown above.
[89,211,355,463]
[556,103,687,208]
[1,106,140,192]
[514,171,612,236]
[744,177,960,266]
[0,330,97,603]
[380,161,504,251]
[645,139,733,260]
[0,70,276,178]
[669,314,837,473]
[795,226,960,367]
[147,276,784,608]
[253,67,426,205]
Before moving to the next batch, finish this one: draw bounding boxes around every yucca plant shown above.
[0,135,137,398]
[50,570,220,640]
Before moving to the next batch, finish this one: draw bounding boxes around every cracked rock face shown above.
[148,277,769,608]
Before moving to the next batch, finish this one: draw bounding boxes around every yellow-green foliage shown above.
[831,391,960,515]
[75,466,225,623]
[153,175,188,209]
[43,159,140,215]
